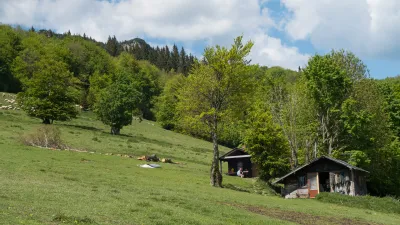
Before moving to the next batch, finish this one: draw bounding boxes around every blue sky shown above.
[1,0,399,79]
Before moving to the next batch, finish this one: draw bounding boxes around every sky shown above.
[0,0,399,79]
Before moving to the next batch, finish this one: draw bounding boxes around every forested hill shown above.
[15,27,197,75]
[119,37,196,75]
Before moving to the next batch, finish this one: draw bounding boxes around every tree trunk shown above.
[111,126,120,135]
[313,140,318,159]
[291,145,298,168]
[210,118,222,187]
[42,118,51,124]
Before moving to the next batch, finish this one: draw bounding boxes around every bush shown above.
[22,125,67,149]
[316,192,400,214]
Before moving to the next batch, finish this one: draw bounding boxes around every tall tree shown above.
[0,25,22,92]
[171,44,179,72]
[179,47,187,74]
[105,35,121,57]
[155,74,186,129]
[17,58,79,124]
[303,50,368,155]
[244,102,290,180]
[177,36,253,187]
[94,72,141,135]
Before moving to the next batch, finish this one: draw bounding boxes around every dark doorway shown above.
[319,172,330,192]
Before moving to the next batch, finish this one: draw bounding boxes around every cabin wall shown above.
[353,171,368,195]
[329,171,352,195]
[282,177,298,198]
[227,158,253,177]
[282,169,367,198]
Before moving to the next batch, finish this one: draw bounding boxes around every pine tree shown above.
[106,35,121,57]
[165,46,171,71]
[171,44,179,72]
[179,47,187,74]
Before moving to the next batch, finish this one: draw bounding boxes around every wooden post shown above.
[317,172,320,194]
[220,160,222,174]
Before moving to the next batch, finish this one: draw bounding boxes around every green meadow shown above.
[0,97,399,224]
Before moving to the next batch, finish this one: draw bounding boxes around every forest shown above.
[1,24,399,196]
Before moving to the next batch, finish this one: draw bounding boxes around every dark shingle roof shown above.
[273,156,369,184]
[219,148,247,160]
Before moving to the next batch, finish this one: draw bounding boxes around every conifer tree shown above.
[179,47,187,74]
[171,44,179,72]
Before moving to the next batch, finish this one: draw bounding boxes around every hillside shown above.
[0,94,400,224]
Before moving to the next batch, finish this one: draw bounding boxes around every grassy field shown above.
[1,93,400,224]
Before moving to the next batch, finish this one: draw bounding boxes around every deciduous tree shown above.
[177,36,253,187]
[18,58,79,124]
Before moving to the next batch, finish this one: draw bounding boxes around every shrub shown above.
[22,125,67,149]
[316,192,400,214]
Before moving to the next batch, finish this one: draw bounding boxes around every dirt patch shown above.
[222,202,381,225]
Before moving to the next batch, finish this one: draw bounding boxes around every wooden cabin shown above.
[219,148,258,177]
[273,156,369,198]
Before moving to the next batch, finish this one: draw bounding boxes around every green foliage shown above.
[17,58,79,124]
[244,103,290,180]
[154,74,186,129]
[177,36,254,186]
[178,36,254,127]
[377,76,400,138]
[94,72,141,135]
[0,25,22,92]
[114,53,162,120]
[105,35,121,57]
[367,139,400,196]
[303,50,369,155]
[87,71,112,106]
[316,192,400,215]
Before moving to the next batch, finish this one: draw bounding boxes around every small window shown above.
[298,176,307,187]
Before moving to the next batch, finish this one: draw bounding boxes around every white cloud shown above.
[0,0,310,70]
[281,0,400,59]
[0,0,273,42]
[249,32,310,70]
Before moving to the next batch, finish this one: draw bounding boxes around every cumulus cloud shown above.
[281,0,400,59]
[0,0,310,70]
[248,32,310,69]
[0,0,272,42]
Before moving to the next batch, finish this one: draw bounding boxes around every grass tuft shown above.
[52,213,96,224]
[316,192,400,214]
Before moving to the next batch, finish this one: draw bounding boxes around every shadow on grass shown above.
[52,213,96,224]
[103,131,176,149]
[61,124,102,131]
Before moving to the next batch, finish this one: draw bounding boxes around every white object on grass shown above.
[139,164,161,168]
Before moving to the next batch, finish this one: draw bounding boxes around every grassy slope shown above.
[0,95,399,224]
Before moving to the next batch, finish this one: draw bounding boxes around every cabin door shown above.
[307,172,319,198]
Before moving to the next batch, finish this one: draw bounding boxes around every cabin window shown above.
[298,176,307,187]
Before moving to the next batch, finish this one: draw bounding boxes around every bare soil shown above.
[222,202,381,225]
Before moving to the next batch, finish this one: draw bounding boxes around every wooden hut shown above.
[273,156,369,198]
[219,148,258,177]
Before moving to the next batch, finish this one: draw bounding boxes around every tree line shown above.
[1,24,399,196]
[155,37,400,195]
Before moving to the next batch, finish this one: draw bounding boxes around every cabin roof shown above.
[273,156,369,184]
[219,148,250,161]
